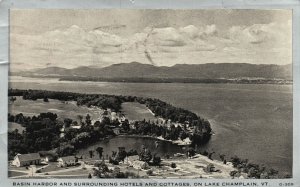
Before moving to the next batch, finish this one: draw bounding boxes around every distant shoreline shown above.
[9,75,293,85]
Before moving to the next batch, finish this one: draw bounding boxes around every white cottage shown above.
[126,155,149,170]
[12,153,41,167]
[57,156,77,167]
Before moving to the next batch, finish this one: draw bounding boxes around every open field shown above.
[9,96,104,122]
[8,122,25,132]
[121,102,158,122]
[49,168,91,176]
[8,171,27,177]
[37,163,68,173]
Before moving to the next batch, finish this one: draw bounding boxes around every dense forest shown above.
[8,112,116,159]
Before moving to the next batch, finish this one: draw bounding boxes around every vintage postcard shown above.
[1,3,298,187]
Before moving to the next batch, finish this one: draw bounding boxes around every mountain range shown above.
[13,62,292,80]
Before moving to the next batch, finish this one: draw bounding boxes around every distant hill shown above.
[14,62,292,80]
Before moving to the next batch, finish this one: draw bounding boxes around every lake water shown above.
[77,136,184,160]
[9,76,293,175]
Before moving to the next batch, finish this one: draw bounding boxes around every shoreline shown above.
[118,134,191,146]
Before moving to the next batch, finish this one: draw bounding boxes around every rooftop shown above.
[17,153,41,162]
[59,156,76,162]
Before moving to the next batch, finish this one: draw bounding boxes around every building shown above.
[39,151,58,163]
[126,155,149,170]
[113,127,121,135]
[132,160,149,170]
[57,156,77,167]
[12,153,41,167]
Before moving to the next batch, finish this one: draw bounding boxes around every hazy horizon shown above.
[10,9,292,71]
[10,61,292,73]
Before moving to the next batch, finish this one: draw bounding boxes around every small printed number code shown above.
[279,183,293,186]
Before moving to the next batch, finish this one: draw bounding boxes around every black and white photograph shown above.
[7,9,292,179]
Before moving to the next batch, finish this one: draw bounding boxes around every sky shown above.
[10,9,292,71]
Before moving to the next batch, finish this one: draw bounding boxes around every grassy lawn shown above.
[8,122,25,133]
[42,175,89,179]
[121,102,159,122]
[8,171,27,177]
[38,163,66,173]
[9,96,104,122]
[9,165,30,172]
[51,168,91,176]
[8,122,25,132]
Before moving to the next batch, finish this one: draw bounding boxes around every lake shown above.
[9,76,293,175]
[77,136,184,160]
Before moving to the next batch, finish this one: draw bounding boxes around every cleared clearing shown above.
[8,122,25,132]
[9,96,103,122]
[121,102,158,122]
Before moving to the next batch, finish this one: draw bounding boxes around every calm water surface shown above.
[9,76,293,175]
[77,136,184,159]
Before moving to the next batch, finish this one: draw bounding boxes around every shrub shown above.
[201,151,209,156]
[230,170,238,177]
[124,171,140,178]
[146,169,153,176]
[171,163,177,168]
[206,164,215,172]
[152,154,161,166]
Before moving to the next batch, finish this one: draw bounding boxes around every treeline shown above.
[58,76,292,85]
[59,76,231,83]
[229,155,291,179]
[9,89,211,128]
[125,120,211,145]
[9,89,123,111]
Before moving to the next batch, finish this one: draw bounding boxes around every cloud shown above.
[228,22,291,47]
[10,21,292,71]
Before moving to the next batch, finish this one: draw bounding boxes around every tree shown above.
[77,115,83,125]
[56,144,75,157]
[139,145,152,163]
[206,164,215,172]
[121,119,130,132]
[231,155,241,167]
[171,163,177,168]
[96,147,103,159]
[187,147,196,158]
[89,150,94,158]
[86,114,92,126]
[43,97,49,102]
[219,154,226,161]
[101,117,111,126]
[208,151,215,160]
[116,147,127,162]
[64,118,73,128]
[152,154,161,166]
[94,121,101,127]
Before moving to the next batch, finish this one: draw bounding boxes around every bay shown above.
[9,76,293,175]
